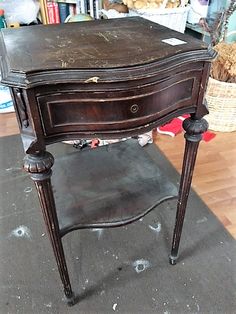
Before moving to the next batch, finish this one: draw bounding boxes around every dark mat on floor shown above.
[0,135,235,314]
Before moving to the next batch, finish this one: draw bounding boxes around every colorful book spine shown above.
[39,0,48,24]
[58,2,70,23]
[47,2,56,24]
[53,2,61,23]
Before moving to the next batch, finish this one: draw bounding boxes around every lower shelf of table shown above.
[51,139,178,237]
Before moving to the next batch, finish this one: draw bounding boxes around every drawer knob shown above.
[130,104,139,113]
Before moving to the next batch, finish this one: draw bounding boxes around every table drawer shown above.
[37,76,199,136]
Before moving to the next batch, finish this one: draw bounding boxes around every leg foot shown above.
[65,291,76,306]
[169,255,177,265]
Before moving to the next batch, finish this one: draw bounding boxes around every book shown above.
[53,2,61,23]
[39,0,49,24]
[89,0,94,18]
[94,0,101,19]
[47,1,56,24]
[58,2,70,22]
[80,0,87,14]
[69,3,76,15]
[76,0,81,14]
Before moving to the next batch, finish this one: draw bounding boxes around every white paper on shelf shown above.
[162,38,187,46]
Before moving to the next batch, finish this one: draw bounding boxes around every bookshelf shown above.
[39,0,102,25]
[57,0,77,3]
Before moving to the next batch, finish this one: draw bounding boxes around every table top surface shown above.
[0,18,214,153]
[0,17,209,73]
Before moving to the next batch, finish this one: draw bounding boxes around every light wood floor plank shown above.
[153,130,236,239]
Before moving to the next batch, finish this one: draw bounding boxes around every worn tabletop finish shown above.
[0,17,213,88]
[0,17,216,305]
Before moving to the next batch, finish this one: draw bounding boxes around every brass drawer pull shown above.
[130,104,139,113]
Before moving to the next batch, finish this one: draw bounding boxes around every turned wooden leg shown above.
[24,151,75,305]
[169,117,208,265]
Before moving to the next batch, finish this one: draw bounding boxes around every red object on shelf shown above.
[53,2,60,24]
[91,139,100,148]
[47,1,60,24]
[202,131,216,142]
[157,115,189,137]
[157,115,216,142]
[47,2,56,24]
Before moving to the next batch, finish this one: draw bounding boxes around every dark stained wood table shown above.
[0,17,216,305]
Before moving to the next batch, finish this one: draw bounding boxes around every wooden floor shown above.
[1,112,236,239]
[153,129,236,239]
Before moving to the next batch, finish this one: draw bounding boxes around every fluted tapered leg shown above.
[24,151,75,304]
[169,117,208,265]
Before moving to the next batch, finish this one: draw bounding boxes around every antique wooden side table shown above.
[0,17,216,305]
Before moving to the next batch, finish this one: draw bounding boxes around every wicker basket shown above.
[205,77,236,132]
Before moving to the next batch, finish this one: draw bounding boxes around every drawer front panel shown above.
[37,76,198,136]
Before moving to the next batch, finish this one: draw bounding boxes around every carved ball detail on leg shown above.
[23,151,54,174]
[183,117,208,142]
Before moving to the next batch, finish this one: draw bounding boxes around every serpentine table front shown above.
[0,17,216,305]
